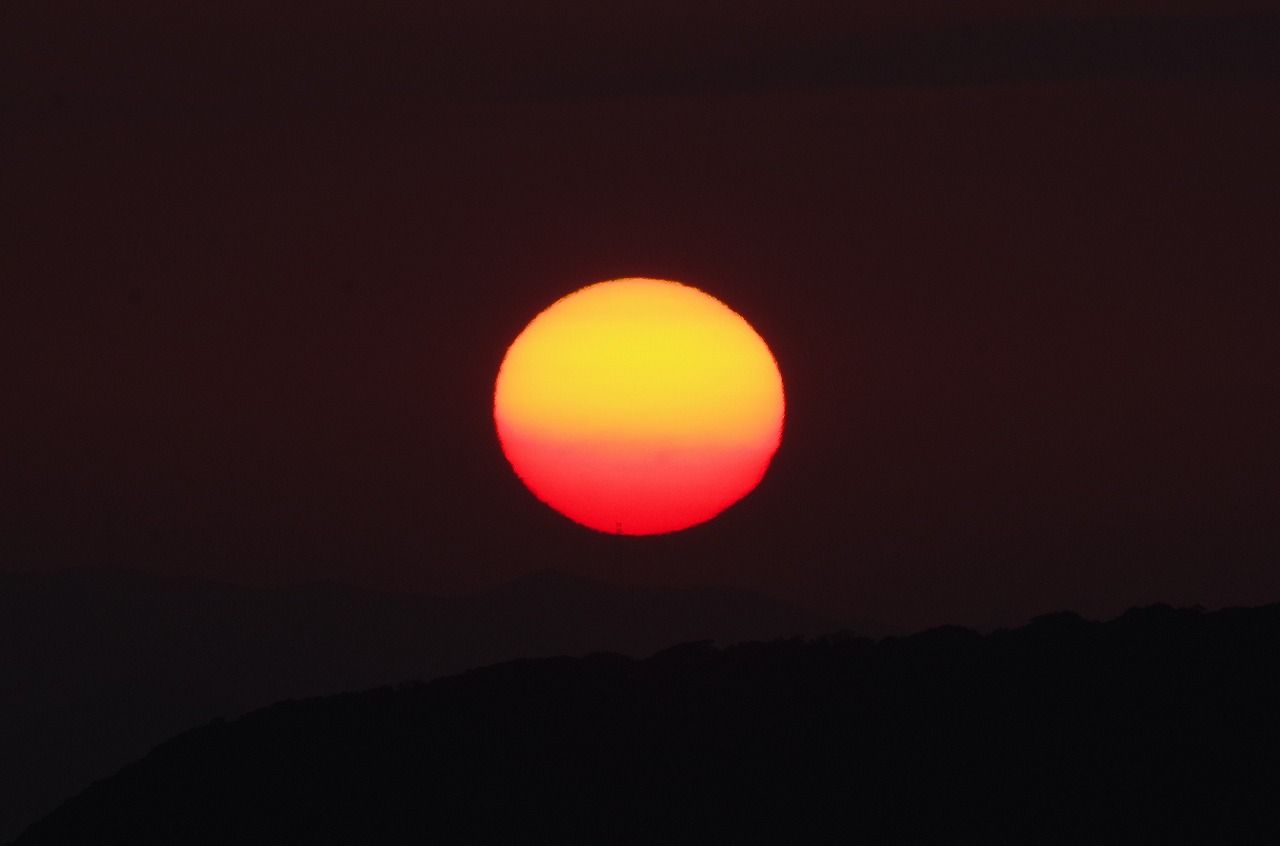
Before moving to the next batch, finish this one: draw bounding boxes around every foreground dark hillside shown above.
[0,569,830,843]
[16,603,1280,844]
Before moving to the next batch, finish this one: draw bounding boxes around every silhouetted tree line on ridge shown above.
[14,602,1280,844]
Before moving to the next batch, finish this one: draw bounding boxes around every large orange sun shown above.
[494,277,784,535]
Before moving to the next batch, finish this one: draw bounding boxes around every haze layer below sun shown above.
[494,278,784,535]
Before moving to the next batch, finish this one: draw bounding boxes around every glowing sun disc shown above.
[494,277,784,535]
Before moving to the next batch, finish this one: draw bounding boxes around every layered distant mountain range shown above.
[0,568,834,843]
[14,601,1280,844]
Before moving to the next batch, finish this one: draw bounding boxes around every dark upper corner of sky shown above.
[4,1,1278,115]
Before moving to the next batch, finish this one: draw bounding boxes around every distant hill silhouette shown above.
[0,569,834,844]
[14,602,1280,844]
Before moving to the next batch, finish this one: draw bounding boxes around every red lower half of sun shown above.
[496,426,779,535]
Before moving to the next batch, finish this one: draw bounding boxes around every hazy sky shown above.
[4,3,1278,628]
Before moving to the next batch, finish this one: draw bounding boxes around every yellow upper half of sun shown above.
[495,278,784,446]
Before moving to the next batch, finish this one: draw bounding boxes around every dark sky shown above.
[4,2,1278,629]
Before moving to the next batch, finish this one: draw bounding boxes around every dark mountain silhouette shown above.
[14,602,1280,844]
[0,568,834,844]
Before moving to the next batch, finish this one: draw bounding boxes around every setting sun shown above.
[494,278,784,535]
